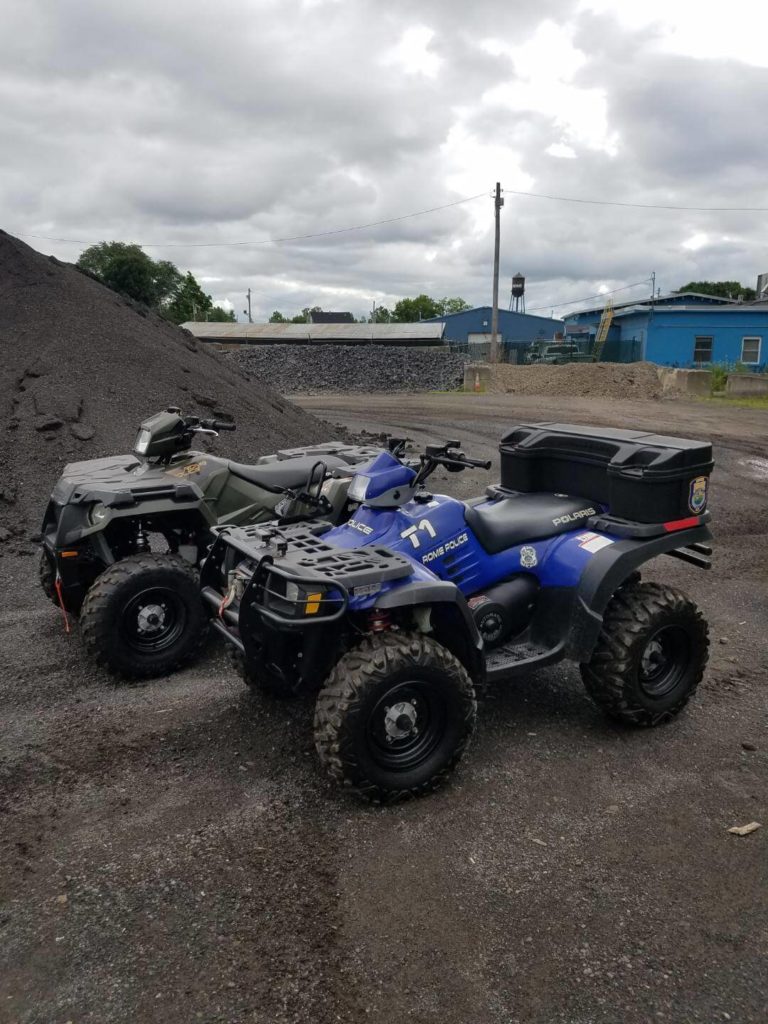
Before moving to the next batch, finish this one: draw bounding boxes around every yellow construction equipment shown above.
[592,296,614,361]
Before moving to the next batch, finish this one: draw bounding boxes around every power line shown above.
[16,182,768,252]
[503,188,768,213]
[526,278,651,313]
[15,193,487,249]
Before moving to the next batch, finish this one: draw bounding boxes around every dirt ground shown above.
[2,392,767,1024]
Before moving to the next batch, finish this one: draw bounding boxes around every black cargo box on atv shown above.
[500,423,713,524]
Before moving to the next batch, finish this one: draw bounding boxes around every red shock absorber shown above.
[368,608,392,633]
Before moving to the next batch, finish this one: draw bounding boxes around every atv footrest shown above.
[485,639,565,677]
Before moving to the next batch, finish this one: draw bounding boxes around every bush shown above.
[711,364,728,393]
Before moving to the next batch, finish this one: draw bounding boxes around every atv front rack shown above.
[201,523,415,632]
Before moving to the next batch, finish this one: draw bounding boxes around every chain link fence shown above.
[447,336,645,365]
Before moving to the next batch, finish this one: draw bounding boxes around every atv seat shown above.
[228,454,349,492]
[464,492,598,554]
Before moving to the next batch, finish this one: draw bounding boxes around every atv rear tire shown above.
[227,646,304,699]
[80,554,209,679]
[581,581,708,726]
[314,632,477,803]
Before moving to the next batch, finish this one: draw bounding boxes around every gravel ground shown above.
[2,391,767,1024]
[484,360,665,399]
[229,343,466,394]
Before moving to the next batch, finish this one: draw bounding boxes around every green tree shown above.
[391,294,442,322]
[436,297,470,315]
[390,295,472,322]
[677,280,756,301]
[154,259,185,306]
[289,305,322,323]
[269,310,288,323]
[165,272,213,323]
[370,306,392,323]
[207,305,236,322]
[77,242,182,307]
[161,273,236,324]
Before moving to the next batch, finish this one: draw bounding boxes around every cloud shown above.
[0,0,767,321]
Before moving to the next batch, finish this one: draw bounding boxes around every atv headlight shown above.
[89,501,109,525]
[347,474,370,503]
[280,580,325,616]
[134,428,152,455]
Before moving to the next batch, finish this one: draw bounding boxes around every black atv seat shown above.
[228,454,350,492]
[464,492,598,554]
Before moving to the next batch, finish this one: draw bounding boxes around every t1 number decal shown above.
[400,519,437,549]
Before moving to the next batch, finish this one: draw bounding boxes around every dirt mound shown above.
[0,231,327,541]
[486,361,664,399]
[230,343,465,394]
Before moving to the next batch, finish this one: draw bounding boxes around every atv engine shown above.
[467,575,539,648]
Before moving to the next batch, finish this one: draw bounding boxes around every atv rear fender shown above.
[566,522,712,661]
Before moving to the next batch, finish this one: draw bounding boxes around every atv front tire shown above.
[38,549,58,606]
[314,632,477,803]
[80,554,209,679]
[581,581,708,726]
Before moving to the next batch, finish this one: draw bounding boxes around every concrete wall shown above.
[463,363,492,392]
[726,373,768,397]
[657,368,712,396]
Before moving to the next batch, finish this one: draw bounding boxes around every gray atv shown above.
[39,406,385,679]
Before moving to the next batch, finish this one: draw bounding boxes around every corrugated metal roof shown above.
[181,322,445,341]
[595,304,768,319]
[572,291,736,318]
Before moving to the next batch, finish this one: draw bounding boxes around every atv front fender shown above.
[567,523,713,662]
[376,581,485,680]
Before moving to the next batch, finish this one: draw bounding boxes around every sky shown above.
[1,0,767,322]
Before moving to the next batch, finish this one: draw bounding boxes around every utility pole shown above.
[245,288,253,323]
[650,271,656,303]
[490,182,504,363]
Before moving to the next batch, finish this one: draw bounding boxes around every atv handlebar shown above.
[452,455,492,470]
[433,453,493,474]
[414,443,492,485]
[204,419,236,432]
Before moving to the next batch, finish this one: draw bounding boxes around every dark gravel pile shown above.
[0,231,327,541]
[229,344,465,394]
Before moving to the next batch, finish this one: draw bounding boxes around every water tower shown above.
[510,272,526,313]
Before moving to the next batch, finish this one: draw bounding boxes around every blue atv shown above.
[201,423,713,802]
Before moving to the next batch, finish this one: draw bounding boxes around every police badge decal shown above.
[688,475,708,514]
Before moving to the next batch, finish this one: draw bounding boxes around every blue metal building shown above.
[425,306,562,344]
[566,293,768,368]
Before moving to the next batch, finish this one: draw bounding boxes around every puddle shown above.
[738,457,768,481]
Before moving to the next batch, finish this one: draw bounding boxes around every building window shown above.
[741,336,762,364]
[693,336,713,364]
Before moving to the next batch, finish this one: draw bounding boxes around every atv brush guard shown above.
[201,523,414,643]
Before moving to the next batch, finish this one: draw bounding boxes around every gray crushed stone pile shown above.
[0,231,328,544]
[229,343,466,394]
